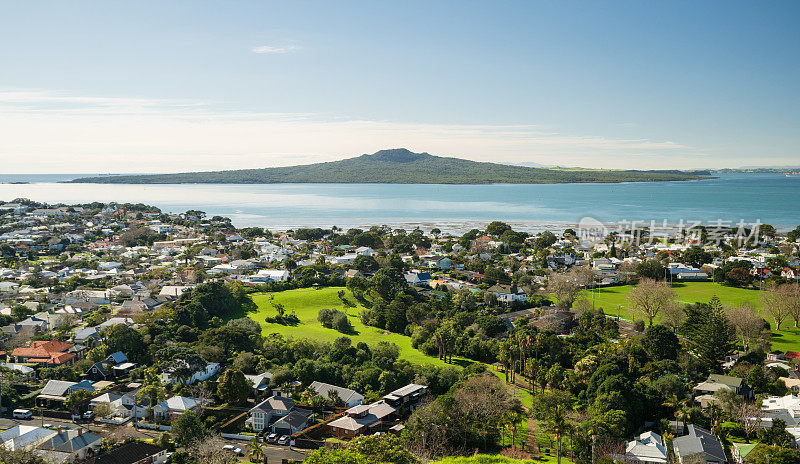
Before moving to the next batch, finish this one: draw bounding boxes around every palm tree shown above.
[546,405,574,464]
[247,437,265,463]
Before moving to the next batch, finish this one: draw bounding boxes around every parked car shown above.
[267,433,278,443]
[277,435,289,445]
[12,409,32,419]
[222,445,244,456]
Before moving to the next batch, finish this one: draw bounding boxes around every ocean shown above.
[0,173,797,233]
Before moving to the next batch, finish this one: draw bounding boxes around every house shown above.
[624,431,668,463]
[271,408,314,435]
[85,351,136,381]
[12,340,79,366]
[309,381,365,408]
[160,361,219,385]
[73,327,101,347]
[153,396,208,421]
[244,372,273,397]
[671,425,727,464]
[344,269,364,279]
[0,362,36,381]
[242,269,291,283]
[37,380,95,408]
[36,427,103,464]
[326,401,397,438]
[782,268,800,280]
[0,425,56,451]
[404,271,432,287]
[90,441,168,464]
[487,284,528,303]
[90,390,147,419]
[693,374,752,406]
[248,395,295,432]
[382,383,427,408]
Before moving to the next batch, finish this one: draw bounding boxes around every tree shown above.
[636,260,666,280]
[762,283,789,330]
[546,404,574,464]
[216,369,251,405]
[684,297,736,369]
[346,435,419,464]
[105,324,146,364]
[627,278,677,326]
[641,324,680,360]
[0,448,49,464]
[65,389,93,414]
[171,410,206,445]
[726,302,766,351]
[247,437,266,464]
[746,444,800,464]
[304,449,367,464]
[548,270,584,310]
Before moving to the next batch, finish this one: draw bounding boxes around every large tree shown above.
[627,278,677,326]
[216,369,251,405]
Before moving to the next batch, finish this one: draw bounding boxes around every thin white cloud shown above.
[0,88,714,173]
[252,44,301,54]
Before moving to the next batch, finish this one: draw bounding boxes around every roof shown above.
[387,383,427,398]
[309,381,363,404]
[708,373,744,388]
[0,425,55,451]
[328,401,396,432]
[37,429,102,453]
[272,408,313,430]
[672,425,726,462]
[156,395,204,412]
[12,340,76,364]
[40,380,95,398]
[250,395,294,414]
[90,441,164,464]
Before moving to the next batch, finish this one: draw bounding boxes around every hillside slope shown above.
[71,148,710,184]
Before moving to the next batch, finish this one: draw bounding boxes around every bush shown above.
[633,320,646,332]
[318,308,353,333]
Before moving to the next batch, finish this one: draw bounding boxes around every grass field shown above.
[246,287,468,368]
[579,282,800,352]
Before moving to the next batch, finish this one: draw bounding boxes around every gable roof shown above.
[309,381,363,404]
[37,429,102,453]
[156,395,204,412]
[250,395,294,414]
[672,425,726,462]
[272,408,313,430]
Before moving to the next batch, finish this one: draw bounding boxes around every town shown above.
[1,199,800,464]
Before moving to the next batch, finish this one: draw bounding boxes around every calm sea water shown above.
[0,173,797,232]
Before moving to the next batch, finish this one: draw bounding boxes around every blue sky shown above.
[1,1,798,172]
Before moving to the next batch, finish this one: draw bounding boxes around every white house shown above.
[242,269,290,283]
[624,431,668,463]
[153,396,208,421]
[248,395,295,432]
[160,362,219,385]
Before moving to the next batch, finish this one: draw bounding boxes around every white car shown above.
[222,445,243,456]
[12,409,32,419]
[277,435,290,445]
[267,433,278,443]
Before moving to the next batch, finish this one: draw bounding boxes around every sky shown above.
[0,1,798,173]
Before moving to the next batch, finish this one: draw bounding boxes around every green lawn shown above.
[247,287,468,368]
[579,282,800,352]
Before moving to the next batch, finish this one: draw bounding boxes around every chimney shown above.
[57,426,63,434]
[78,428,83,436]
